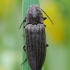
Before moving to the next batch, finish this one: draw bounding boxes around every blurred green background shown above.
[0,0,70,70]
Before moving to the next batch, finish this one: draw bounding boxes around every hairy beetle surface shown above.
[24,24,48,70]
[19,4,53,70]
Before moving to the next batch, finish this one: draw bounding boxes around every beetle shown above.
[20,4,53,70]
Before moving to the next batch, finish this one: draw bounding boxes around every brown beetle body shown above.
[19,4,53,70]
[25,24,46,70]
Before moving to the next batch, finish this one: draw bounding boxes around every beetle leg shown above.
[44,24,46,27]
[19,17,26,29]
[21,46,27,65]
[43,17,47,20]
[23,45,26,52]
[21,58,27,65]
[24,25,26,28]
[46,44,49,47]
[43,17,47,27]
[23,23,30,28]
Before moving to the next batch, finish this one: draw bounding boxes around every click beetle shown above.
[20,4,53,70]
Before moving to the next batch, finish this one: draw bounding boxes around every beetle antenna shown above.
[19,22,23,29]
[41,8,54,24]
[19,18,26,29]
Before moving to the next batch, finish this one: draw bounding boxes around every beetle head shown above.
[26,5,43,24]
[28,5,41,18]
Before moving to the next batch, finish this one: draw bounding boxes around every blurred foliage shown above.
[0,0,70,70]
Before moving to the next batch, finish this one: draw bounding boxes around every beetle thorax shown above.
[28,5,41,18]
[26,5,43,24]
